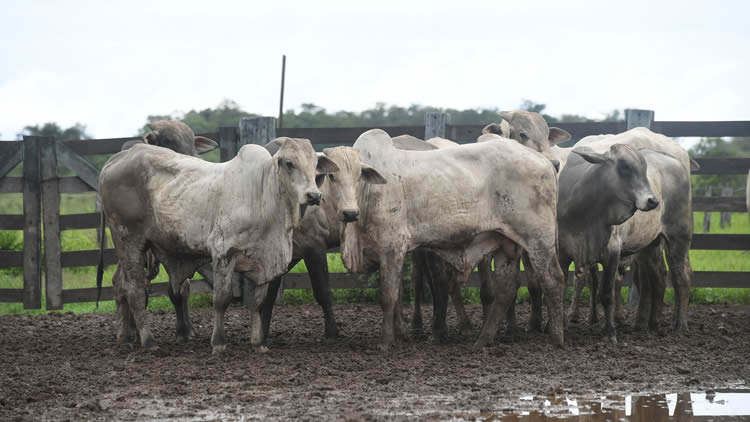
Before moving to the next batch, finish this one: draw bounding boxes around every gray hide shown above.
[99,138,337,353]
[342,129,564,348]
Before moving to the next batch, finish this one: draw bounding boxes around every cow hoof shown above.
[324,325,340,339]
[427,334,446,345]
[526,319,543,333]
[457,323,473,337]
[212,344,227,354]
[473,337,491,349]
[603,335,617,344]
[378,343,392,352]
[142,337,158,351]
[254,345,269,354]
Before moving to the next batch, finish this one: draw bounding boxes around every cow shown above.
[341,129,564,348]
[98,137,338,353]
[97,120,218,345]
[258,142,386,340]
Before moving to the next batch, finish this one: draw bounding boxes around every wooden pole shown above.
[424,112,447,139]
[279,55,286,129]
[22,136,42,309]
[40,137,62,309]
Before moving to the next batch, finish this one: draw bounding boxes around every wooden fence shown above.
[1,109,749,309]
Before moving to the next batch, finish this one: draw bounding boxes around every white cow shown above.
[342,129,564,348]
[99,138,338,353]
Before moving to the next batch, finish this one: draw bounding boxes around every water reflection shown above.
[458,390,750,421]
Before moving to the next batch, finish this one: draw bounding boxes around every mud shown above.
[1,303,749,420]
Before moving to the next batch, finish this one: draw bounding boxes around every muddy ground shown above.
[1,302,749,421]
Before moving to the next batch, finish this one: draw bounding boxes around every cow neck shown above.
[319,182,342,248]
[559,164,629,229]
[230,154,295,233]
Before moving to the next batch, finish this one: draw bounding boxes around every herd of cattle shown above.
[95,112,707,353]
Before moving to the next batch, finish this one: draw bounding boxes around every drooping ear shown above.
[142,131,158,145]
[548,127,571,145]
[482,123,503,135]
[361,163,387,184]
[316,153,339,174]
[572,147,611,165]
[194,136,218,154]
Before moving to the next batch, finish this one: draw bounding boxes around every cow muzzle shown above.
[306,191,322,206]
[342,209,360,222]
[644,195,659,211]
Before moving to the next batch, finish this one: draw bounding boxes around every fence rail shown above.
[1,109,749,309]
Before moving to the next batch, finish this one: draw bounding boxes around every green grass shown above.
[2,192,749,316]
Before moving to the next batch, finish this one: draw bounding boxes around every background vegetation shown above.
[1,100,748,315]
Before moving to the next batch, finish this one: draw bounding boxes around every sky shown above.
[1,0,749,144]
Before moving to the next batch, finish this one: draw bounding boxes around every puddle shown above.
[454,389,750,421]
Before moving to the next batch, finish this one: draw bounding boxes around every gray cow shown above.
[98,120,218,344]
[98,138,338,353]
[342,129,564,348]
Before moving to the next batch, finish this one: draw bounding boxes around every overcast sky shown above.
[1,0,748,143]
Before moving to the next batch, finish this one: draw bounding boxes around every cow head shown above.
[270,137,339,212]
[321,146,386,223]
[571,144,659,224]
[497,111,570,170]
[143,120,218,157]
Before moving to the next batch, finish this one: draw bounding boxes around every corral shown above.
[1,110,749,420]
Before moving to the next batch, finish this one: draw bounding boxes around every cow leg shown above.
[118,238,156,350]
[168,280,195,343]
[477,255,494,328]
[649,253,667,333]
[112,265,137,345]
[523,254,544,333]
[529,252,565,346]
[410,251,426,333]
[425,258,449,343]
[304,250,339,339]
[570,271,586,324]
[247,278,270,352]
[379,249,406,350]
[599,253,620,343]
[449,279,472,335]
[665,237,692,334]
[210,255,237,354]
[475,250,520,347]
[634,258,653,332]
[260,258,300,339]
[588,266,600,325]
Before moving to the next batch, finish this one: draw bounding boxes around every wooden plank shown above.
[692,158,750,175]
[692,271,750,288]
[0,288,24,302]
[59,213,101,230]
[58,176,94,193]
[55,141,100,191]
[40,137,63,309]
[239,117,276,146]
[22,136,42,309]
[651,121,750,138]
[691,234,750,250]
[0,141,23,178]
[0,214,24,230]
[61,249,117,267]
[625,109,655,130]
[424,112,447,139]
[0,251,23,267]
[277,126,425,145]
[693,196,748,212]
[0,176,23,193]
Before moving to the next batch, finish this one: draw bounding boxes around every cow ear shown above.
[572,147,611,165]
[143,131,157,145]
[194,136,218,154]
[482,123,502,135]
[316,153,339,174]
[361,163,386,185]
[500,111,514,122]
[548,127,571,145]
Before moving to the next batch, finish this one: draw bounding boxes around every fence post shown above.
[22,136,42,309]
[623,109,654,308]
[720,184,733,228]
[238,117,280,305]
[703,186,713,232]
[625,109,655,130]
[40,137,62,309]
[218,126,239,162]
[425,112,447,139]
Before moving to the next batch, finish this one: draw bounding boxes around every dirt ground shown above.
[1,302,749,421]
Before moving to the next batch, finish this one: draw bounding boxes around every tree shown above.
[18,122,92,141]
[689,137,750,196]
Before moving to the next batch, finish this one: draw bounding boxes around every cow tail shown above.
[96,210,106,309]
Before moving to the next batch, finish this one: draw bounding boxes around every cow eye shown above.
[285,160,295,170]
[520,133,529,142]
[328,174,336,182]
